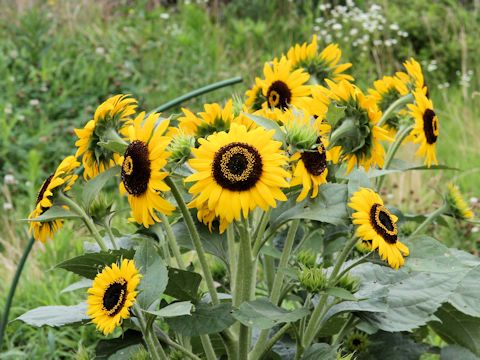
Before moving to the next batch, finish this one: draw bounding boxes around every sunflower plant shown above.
[8,38,480,360]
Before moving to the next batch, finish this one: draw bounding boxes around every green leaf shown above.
[303,343,337,360]
[448,266,480,317]
[346,168,371,197]
[60,278,92,293]
[16,303,89,327]
[431,304,480,356]
[56,249,135,279]
[440,345,480,360]
[232,298,309,330]
[98,140,128,154]
[146,301,193,318]
[244,113,286,144]
[166,303,236,336]
[23,206,80,222]
[361,331,429,360]
[95,330,144,360]
[134,240,168,310]
[326,102,346,128]
[82,165,120,208]
[325,287,357,301]
[164,267,202,302]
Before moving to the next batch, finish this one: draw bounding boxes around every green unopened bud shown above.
[286,122,318,150]
[89,194,112,222]
[129,347,149,360]
[344,331,369,354]
[168,133,195,164]
[337,274,359,293]
[298,265,327,293]
[210,260,227,282]
[296,249,317,268]
[232,94,244,117]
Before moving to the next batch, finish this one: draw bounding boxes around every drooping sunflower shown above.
[407,90,439,167]
[349,188,409,270]
[87,259,141,335]
[395,58,428,96]
[287,36,353,85]
[261,56,311,110]
[120,112,175,228]
[446,183,474,220]
[245,77,266,112]
[326,80,391,173]
[28,156,80,242]
[191,197,229,233]
[185,123,289,225]
[75,94,137,179]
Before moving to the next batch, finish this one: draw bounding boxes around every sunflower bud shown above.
[167,133,195,164]
[296,249,317,268]
[285,121,318,150]
[298,265,327,293]
[88,193,112,222]
[337,274,359,293]
[446,183,474,220]
[344,331,369,354]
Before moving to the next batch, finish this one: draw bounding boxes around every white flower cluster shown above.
[314,2,408,54]
[457,70,474,88]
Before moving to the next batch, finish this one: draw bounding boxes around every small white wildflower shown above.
[4,174,16,185]
[313,25,320,32]
[427,63,438,72]
[472,226,480,233]
[95,47,105,56]
[3,203,13,211]
[29,99,40,107]
[373,39,382,47]
[332,23,342,31]
[160,13,170,20]
[390,23,400,31]
[4,104,12,115]
[349,28,359,36]
[470,197,479,205]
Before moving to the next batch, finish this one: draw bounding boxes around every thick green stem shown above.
[302,236,359,349]
[149,77,243,114]
[165,339,202,360]
[227,225,237,301]
[165,177,219,305]
[159,214,186,269]
[59,192,108,251]
[134,304,168,360]
[200,334,217,360]
[410,203,449,237]
[332,315,356,347]
[253,323,292,360]
[377,93,414,128]
[102,220,119,250]
[376,124,414,191]
[252,210,270,256]
[328,118,356,149]
[0,236,35,349]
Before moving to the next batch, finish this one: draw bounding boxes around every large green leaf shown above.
[447,266,480,317]
[303,343,337,360]
[16,303,89,327]
[82,165,120,208]
[60,278,92,293]
[166,303,236,336]
[134,240,168,310]
[359,331,429,360]
[146,301,193,318]
[164,267,202,302]
[244,113,286,144]
[56,249,135,279]
[23,205,80,222]
[232,298,309,330]
[440,345,480,360]
[95,330,144,360]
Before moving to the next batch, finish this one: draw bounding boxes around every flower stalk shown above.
[410,203,449,237]
[377,93,413,128]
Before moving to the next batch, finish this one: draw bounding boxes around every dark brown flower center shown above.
[369,203,398,244]
[102,279,128,316]
[121,140,151,196]
[300,143,327,176]
[35,174,54,206]
[267,81,292,109]
[423,108,439,145]
[212,142,263,191]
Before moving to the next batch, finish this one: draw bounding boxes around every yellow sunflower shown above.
[326,80,391,173]
[349,188,409,270]
[28,156,80,243]
[120,112,175,227]
[245,77,266,112]
[75,94,137,179]
[407,90,439,167]
[261,56,311,110]
[191,197,229,233]
[395,58,427,96]
[87,259,141,335]
[446,183,474,220]
[185,123,289,225]
[287,36,353,84]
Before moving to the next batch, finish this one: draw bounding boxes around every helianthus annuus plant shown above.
[16,36,479,360]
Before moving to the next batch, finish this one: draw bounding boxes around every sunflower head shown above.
[186,123,289,226]
[28,155,80,243]
[446,183,474,220]
[407,90,439,167]
[278,109,327,151]
[287,36,353,85]
[296,249,317,268]
[87,259,141,335]
[327,80,391,173]
[120,112,175,228]
[298,265,327,293]
[75,94,137,179]
[344,331,369,354]
[167,131,195,165]
[349,188,409,270]
[245,77,266,112]
[395,58,427,96]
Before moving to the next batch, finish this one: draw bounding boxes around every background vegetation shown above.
[0,0,478,358]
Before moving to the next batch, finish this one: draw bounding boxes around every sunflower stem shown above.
[252,209,271,256]
[376,124,414,192]
[200,334,217,360]
[332,314,357,347]
[159,214,186,269]
[410,203,449,237]
[327,118,356,150]
[164,177,219,305]
[0,236,35,349]
[252,322,292,360]
[134,304,168,360]
[377,93,413,128]
[227,225,238,302]
[102,220,119,250]
[58,192,108,252]
[302,236,358,349]
[165,338,202,360]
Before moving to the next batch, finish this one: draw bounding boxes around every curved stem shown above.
[165,339,202,360]
[134,304,168,360]
[377,93,413,127]
[0,236,35,349]
[410,203,449,237]
[149,77,243,114]
[332,315,356,347]
[102,220,118,250]
[200,334,217,360]
[376,124,414,191]
[333,251,373,285]
[253,323,292,360]
[252,210,270,256]
[159,214,186,269]
[164,177,219,305]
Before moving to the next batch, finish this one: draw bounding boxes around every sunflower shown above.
[185,123,289,225]
[446,183,474,220]
[344,331,369,353]
[349,188,409,270]
[28,156,80,242]
[407,90,439,167]
[245,77,266,112]
[120,112,176,227]
[191,197,229,233]
[326,80,391,173]
[287,36,353,85]
[395,58,427,96]
[75,94,137,179]
[87,259,141,335]
[261,56,311,110]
